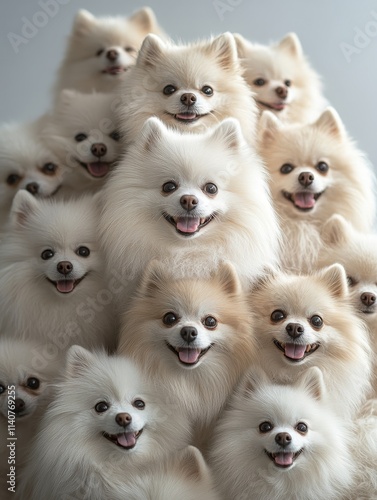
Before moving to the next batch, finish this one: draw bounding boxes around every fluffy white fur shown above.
[0,338,58,498]
[54,7,165,95]
[19,346,190,500]
[42,90,122,195]
[100,117,280,296]
[235,32,326,123]
[249,264,373,418]
[118,260,255,447]
[210,367,354,500]
[258,107,376,272]
[0,120,65,230]
[0,191,117,354]
[117,33,258,146]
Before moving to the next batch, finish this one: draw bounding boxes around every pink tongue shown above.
[285,343,306,360]
[87,162,110,178]
[176,113,197,120]
[117,432,136,448]
[178,348,201,364]
[107,66,123,75]
[56,280,74,293]
[274,452,294,466]
[293,192,315,209]
[176,217,200,233]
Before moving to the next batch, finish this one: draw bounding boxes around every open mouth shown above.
[282,190,324,211]
[76,159,112,178]
[103,429,142,449]
[257,100,286,111]
[166,342,213,366]
[166,111,210,124]
[102,65,127,75]
[274,339,320,362]
[265,448,303,468]
[163,213,215,236]
[46,275,87,294]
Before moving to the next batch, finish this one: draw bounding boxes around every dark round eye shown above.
[271,310,286,323]
[163,85,177,95]
[310,315,323,328]
[110,131,121,141]
[201,85,213,96]
[0,385,5,394]
[284,79,291,87]
[125,46,136,53]
[280,163,294,174]
[296,422,308,433]
[162,181,178,193]
[133,399,145,410]
[96,49,104,57]
[259,421,273,433]
[253,78,266,86]
[163,312,178,326]
[6,174,22,186]
[203,316,217,329]
[347,276,355,287]
[26,377,40,390]
[75,133,88,142]
[76,246,90,257]
[95,401,109,413]
[41,163,58,175]
[41,249,55,260]
[203,183,218,195]
[316,161,329,173]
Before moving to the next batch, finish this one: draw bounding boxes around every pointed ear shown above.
[298,367,326,401]
[315,263,348,299]
[140,117,166,152]
[321,214,352,247]
[277,32,303,58]
[10,190,39,228]
[209,118,243,151]
[129,7,158,33]
[137,33,165,67]
[215,262,242,295]
[208,32,238,71]
[178,446,212,483]
[138,260,167,298]
[233,33,250,58]
[66,345,94,378]
[313,107,345,140]
[57,89,78,108]
[240,367,270,396]
[73,9,96,36]
[259,110,282,143]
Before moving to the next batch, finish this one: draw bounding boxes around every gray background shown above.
[1,0,377,170]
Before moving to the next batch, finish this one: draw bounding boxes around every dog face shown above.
[44,90,121,181]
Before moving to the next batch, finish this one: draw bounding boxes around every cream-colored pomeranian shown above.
[234,32,326,123]
[258,107,376,272]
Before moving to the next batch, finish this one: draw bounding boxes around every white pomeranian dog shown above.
[54,7,165,96]
[19,346,190,500]
[0,191,118,355]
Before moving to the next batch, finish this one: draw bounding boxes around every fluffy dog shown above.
[118,32,258,146]
[42,90,122,195]
[0,191,118,354]
[20,346,190,500]
[0,121,64,230]
[0,338,58,498]
[258,107,376,272]
[54,7,165,95]
[118,260,255,447]
[100,117,280,297]
[210,367,354,500]
[249,264,372,418]
[234,32,326,123]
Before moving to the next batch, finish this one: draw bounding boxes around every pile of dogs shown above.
[1,6,377,500]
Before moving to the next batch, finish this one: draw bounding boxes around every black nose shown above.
[91,143,107,158]
[298,171,314,187]
[106,49,119,61]
[15,398,26,414]
[286,322,304,339]
[180,326,198,344]
[361,292,376,307]
[57,261,73,275]
[275,432,292,447]
[180,195,198,212]
[115,412,132,427]
[25,182,39,195]
[275,86,288,99]
[180,92,197,106]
